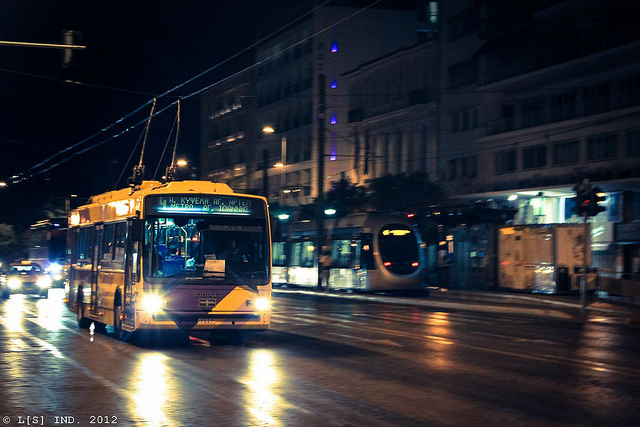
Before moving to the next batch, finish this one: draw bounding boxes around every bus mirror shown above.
[270,215,282,242]
[130,219,143,242]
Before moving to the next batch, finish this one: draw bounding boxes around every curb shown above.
[272,288,640,323]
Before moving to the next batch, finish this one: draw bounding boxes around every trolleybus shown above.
[28,218,67,287]
[273,212,424,292]
[66,180,271,339]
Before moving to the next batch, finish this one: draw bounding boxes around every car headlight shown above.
[37,276,52,288]
[50,262,62,274]
[8,277,21,289]
[140,294,164,314]
[53,274,63,281]
[254,297,270,311]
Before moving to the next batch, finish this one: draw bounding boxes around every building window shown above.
[522,145,547,170]
[520,97,545,128]
[553,139,580,166]
[550,90,577,122]
[583,83,610,115]
[469,156,477,178]
[619,75,640,108]
[626,129,640,157]
[495,149,517,174]
[396,132,403,174]
[450,112,459,133]
[460,156,476,178]
[303,137,311,161]
[429,2,438,24]
[587,133,618,161]
[447,59,477,89]
[449,159,457,180]
[501,104,515,132]
[448,8,477,41]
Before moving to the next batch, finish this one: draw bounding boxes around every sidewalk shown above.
[273,286,640,325]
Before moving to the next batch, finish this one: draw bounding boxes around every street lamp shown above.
[261,126,287,199]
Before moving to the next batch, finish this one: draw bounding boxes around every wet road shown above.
[1,289,639,426]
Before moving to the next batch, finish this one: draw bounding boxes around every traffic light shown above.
[571,182,591,217]
[589,187,606,217]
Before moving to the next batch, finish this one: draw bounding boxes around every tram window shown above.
[291,241,315,267]
[361,234,375,270]
[102,224,115,260]
[378,225,419,275]
[331,239,360,268]
[300,241,315,267]
[272,242,287,266]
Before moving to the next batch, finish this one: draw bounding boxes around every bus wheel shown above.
[113,303,124,340]
[77,301,91,329]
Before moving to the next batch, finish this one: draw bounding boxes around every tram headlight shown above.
[141,294,164,314]
[37,276,52,288]
[8,277,21,289]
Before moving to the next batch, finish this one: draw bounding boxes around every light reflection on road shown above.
[132,353,172,426]
[35,290,65,331]
[424,311,454,369]
[240,349,282,426]
[4,294,27,333]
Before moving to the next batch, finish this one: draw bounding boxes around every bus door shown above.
[122,219,141,329]
[91,224,103,314]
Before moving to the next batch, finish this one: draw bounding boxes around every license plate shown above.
[198,298,217,308]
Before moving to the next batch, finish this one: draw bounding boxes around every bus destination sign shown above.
[146,195,257,216]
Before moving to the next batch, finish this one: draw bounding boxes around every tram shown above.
[273,213,425,292]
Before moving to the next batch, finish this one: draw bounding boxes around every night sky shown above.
[0,0,304,228]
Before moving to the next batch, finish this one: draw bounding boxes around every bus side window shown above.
[102,223,115,262]
[76,226,94,266]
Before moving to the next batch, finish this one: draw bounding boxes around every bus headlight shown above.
[141,294,164,314]
[254,297,270,311]
[8,278,21,289]
[37,276,52,288]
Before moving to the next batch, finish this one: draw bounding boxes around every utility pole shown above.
[263,149,269,199]
[316,73,326,290]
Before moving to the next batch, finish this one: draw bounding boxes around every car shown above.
[2,262,51,298]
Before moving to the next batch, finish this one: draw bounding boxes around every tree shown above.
[0,223,21,264]
[324,178,367,216]
[367,173,443,214]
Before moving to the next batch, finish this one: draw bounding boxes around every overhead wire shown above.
[1,0,337,186]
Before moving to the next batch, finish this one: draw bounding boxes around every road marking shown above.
[471,331,561,345]
[327,332,402,347]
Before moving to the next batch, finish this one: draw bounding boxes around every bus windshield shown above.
[144,216,270,286]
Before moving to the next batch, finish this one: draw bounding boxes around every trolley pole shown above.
[316,73,326,290]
